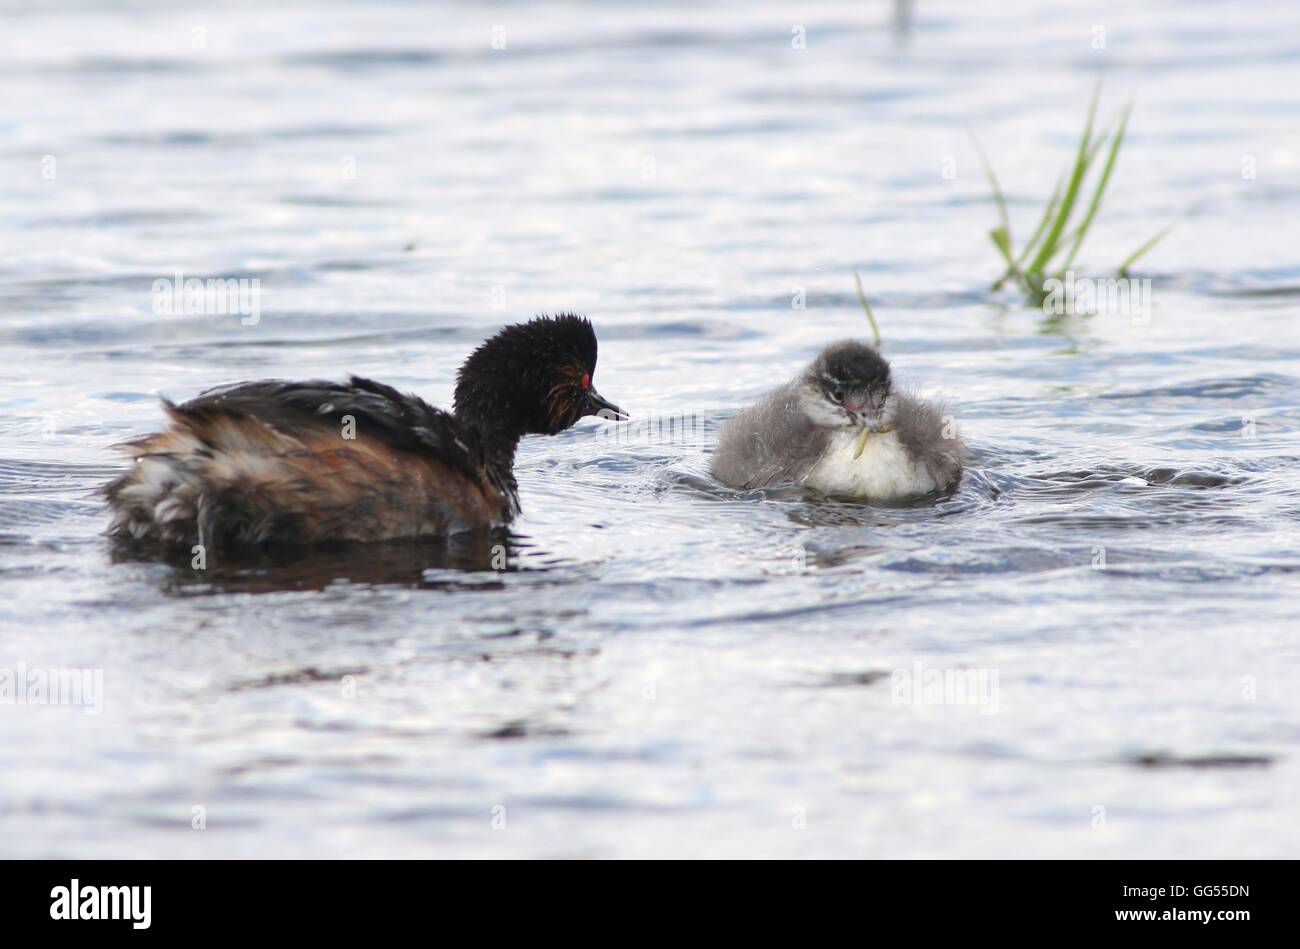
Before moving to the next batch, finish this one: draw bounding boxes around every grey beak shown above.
[587,386,628,421]
[863,404,893,433]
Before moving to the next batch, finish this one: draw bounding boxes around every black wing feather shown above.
[178,376,485,483]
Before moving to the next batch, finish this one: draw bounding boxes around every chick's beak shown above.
[846,401,885,432]
[864,399,893,433]
[586,386,628,421]
[845,404,879,432]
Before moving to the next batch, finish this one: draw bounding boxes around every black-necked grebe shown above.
[105,314,625,549]
[710,340,963,499]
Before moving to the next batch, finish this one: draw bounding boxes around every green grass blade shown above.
[1086,113,1118,162]
[988,226,1020,290]
[1015,174,1064,268]
[990,226,1015,266]
[853,271,883,348]
[1058,218,1087,249]
[969,128,1012,248]
[1118,225,1172,278]
[990,174,1065,289]
[1019,112,1109,271]
[1024,81,1101,277]
[1058,100,1132,274]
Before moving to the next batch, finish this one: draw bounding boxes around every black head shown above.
[801,340,894,431]
[454,313,625,436]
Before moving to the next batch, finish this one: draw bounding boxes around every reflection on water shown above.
[2,0,1300,858]
[111,532,524,595]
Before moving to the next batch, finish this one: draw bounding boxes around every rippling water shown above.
[3,0,1299,858]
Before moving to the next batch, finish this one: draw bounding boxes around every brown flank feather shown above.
[105,403,510,551]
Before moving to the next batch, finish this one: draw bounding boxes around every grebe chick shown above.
[710,340,963,500]
[105,314,625,550]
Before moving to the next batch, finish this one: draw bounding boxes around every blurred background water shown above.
[2,0,1299,858]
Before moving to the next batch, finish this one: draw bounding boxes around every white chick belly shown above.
[804,429,936,500]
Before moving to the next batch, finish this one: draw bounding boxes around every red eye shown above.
[581,373,590,388]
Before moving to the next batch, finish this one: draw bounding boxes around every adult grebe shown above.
[105,314,625,550]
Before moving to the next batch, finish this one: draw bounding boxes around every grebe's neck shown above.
[479,428,523,479]
[454,402,525,481]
